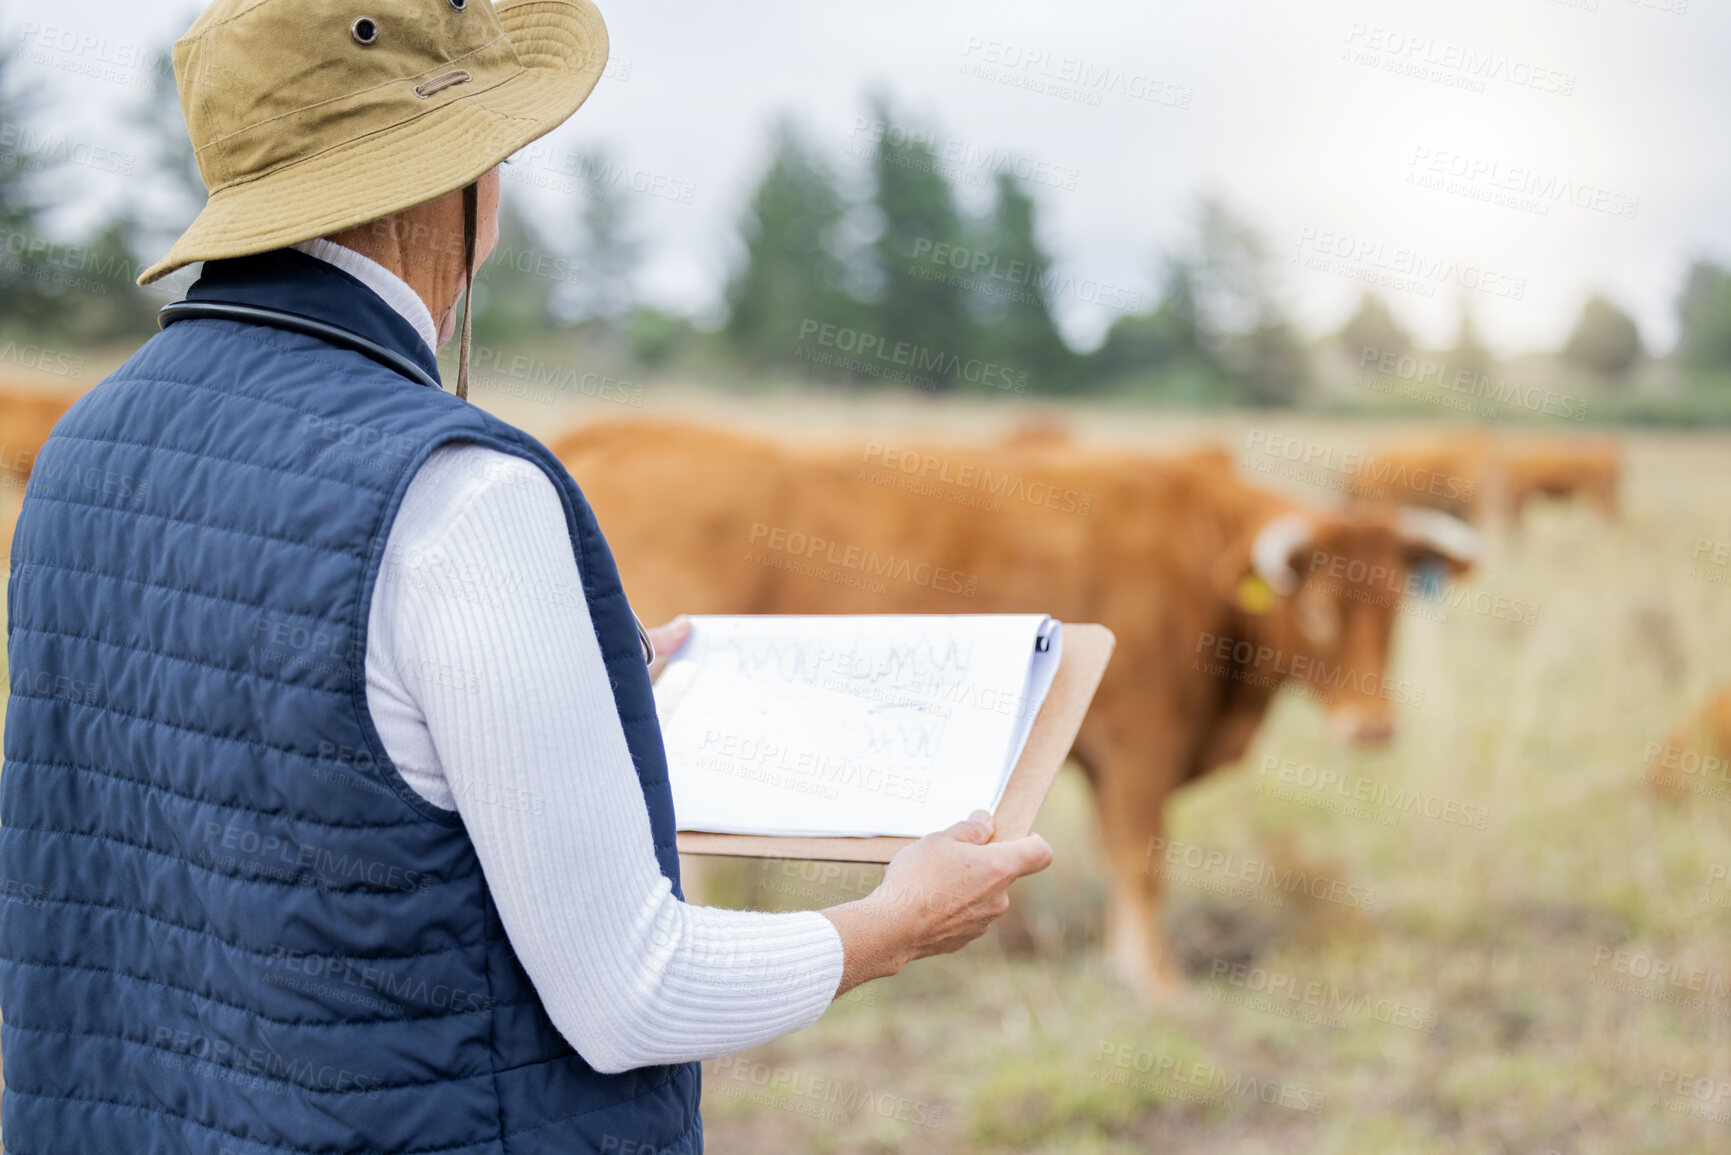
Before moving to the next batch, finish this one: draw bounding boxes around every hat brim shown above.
[138,0,607,286]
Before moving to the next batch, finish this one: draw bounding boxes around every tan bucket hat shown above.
[138,0,608,286]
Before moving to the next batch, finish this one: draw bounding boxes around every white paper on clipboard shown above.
[652,614,1063,838]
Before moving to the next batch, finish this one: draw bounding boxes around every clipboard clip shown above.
[634,611,655,665]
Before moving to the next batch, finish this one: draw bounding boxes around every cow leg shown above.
[991,888,1041,956]
[1099,803,1181,1000]
[1085,730,1185,1001]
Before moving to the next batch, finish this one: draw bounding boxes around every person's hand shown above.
[820,810,1053,996]
[645,615,690,683]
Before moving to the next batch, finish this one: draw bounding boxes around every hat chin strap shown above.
[455,181,478,401]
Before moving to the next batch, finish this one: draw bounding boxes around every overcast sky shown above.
[9,0,1729,354]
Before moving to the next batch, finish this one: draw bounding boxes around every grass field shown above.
[487,381,1731,1155]
[6,362,1731,1152]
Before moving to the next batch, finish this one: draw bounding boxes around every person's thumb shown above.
[944,809,995,845]
[994,833,1054,876]
[653,614,692,651]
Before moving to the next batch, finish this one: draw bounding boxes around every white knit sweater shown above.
[294,241,846,1074]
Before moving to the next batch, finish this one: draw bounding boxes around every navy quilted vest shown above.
[0,248,700,1154]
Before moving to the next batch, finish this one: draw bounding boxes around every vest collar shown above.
[185,248,444,388]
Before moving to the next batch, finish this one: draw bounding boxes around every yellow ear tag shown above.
[1236,573,1277,614]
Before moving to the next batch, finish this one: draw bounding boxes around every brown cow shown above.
[0,385,80,555]
[553,421,1479,997]
[1644,688,1731,803]
[1357,432,1620,526]
[1353,432,1497,522]
[1500,436,1621,523]
[0,385,78,485]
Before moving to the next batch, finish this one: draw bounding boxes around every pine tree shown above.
[565,148,642,330]
[1337,292,1412,361]
[0,48,54,328]
[1089,259,1205,385]
[1561,295,1643,381]
[973,171,1076,394]
[1187,197,1307,406]
[864,97,972,391]
[1677,262,1731,372]
[470,199,560,342]
[721,119,858,372]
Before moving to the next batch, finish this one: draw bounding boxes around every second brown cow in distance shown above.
[554,421,1480,998]
[1359,431,1621,526]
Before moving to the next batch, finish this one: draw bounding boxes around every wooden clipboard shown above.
[675,622,1116,863]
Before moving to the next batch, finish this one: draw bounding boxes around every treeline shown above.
[6,47,1731,410]
[713,100,1311,403]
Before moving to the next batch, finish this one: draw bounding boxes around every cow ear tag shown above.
[1414,557,1447,600]
[1236,572,1277,614]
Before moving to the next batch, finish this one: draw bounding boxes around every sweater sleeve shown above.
[364,442,845,1074]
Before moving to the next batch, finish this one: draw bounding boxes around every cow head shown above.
[1215,506,1479,746]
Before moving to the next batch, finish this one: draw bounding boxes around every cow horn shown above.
[1395,507,1482,564]
[1250,512,1313,596]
